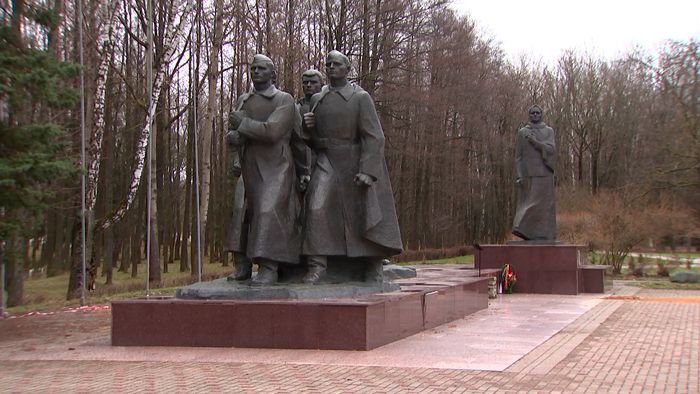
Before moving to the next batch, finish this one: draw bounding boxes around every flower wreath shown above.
[500,264,517,294]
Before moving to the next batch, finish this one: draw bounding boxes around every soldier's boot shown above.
[302,255,327,285]
[364,258,384,283]
[227,252,252,281]
[252,258,278,286]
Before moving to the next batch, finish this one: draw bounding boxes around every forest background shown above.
[1,0,699,307]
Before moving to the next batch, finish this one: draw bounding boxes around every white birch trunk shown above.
[98,0,192,231]
[82,1,122,290]
[86,1,120,212]
[198,0,224,244]
[149,116,161,282]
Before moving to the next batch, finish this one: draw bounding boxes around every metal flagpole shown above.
[78,0,87,307]
[1,263,5,317]
[146,0,154,297]
[193,0,202,283]
[0,206,4,316]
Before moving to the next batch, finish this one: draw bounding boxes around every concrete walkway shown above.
[1,284,699,393]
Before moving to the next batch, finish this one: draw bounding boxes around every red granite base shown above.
[475,244,610,294]
[579,265,613,293]
[112,276,488,350]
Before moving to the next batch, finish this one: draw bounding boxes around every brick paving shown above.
[1,287,699,393]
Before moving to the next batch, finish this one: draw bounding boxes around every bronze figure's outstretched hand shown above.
[226,129,244,148]
[303,112,315,130]
[354,173,374,187]
[299,174,310,192]
[232,162,242,177]
[525,132,543,151]
[229,110,245,129]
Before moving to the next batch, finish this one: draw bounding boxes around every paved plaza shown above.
[1,282,698,393]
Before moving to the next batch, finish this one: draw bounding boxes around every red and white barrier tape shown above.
[4,305,111,319]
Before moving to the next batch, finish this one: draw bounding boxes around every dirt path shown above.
[0,307,111,353]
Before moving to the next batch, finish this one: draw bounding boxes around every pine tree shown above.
[0,3,81,307]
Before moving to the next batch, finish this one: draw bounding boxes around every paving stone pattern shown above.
[1,286,698,393]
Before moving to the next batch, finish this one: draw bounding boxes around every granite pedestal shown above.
[111,266,491,350]
[474,243,611,295]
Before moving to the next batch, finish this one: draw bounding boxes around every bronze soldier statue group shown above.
[224,51,402,286]
[224,51,556,286]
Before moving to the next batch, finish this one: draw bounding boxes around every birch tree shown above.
[198,0,224,252]
[66,0,121,296]
[68,0,192,297]
[95,0,191,233]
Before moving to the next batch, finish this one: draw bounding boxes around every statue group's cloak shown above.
[302,83,403,257]
[224,85,303,264]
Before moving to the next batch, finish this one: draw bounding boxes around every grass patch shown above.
[611,264,700,290]
[622,262,700,277]
[396,254,474,266]
[636,252,700,259]
[623,279,700,290]
[588,252,698,265]
[6,261,233,316]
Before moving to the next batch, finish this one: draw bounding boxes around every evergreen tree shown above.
[0,3,81,307]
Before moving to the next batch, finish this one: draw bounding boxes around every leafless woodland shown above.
[2,0,699,301]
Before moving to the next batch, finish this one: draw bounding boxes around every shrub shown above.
[656,260,670,277]
[627,256,637,275]
[632,255,647,277]
[391,245,474,263]
[588,191,694,274]
[557,211,595,245]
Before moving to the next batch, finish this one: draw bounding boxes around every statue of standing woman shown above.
[512,105,557,241]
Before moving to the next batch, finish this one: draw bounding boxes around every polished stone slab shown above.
[175,278,400,300]
[382,264,417,280]
[112,268,489,350]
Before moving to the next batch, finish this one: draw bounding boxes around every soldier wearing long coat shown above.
[512,105,557,241]
[301,51,402,284]
[296,69,324,168]
[224,55,307,285]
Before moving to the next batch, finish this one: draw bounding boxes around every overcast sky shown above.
[450,0,700,64]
